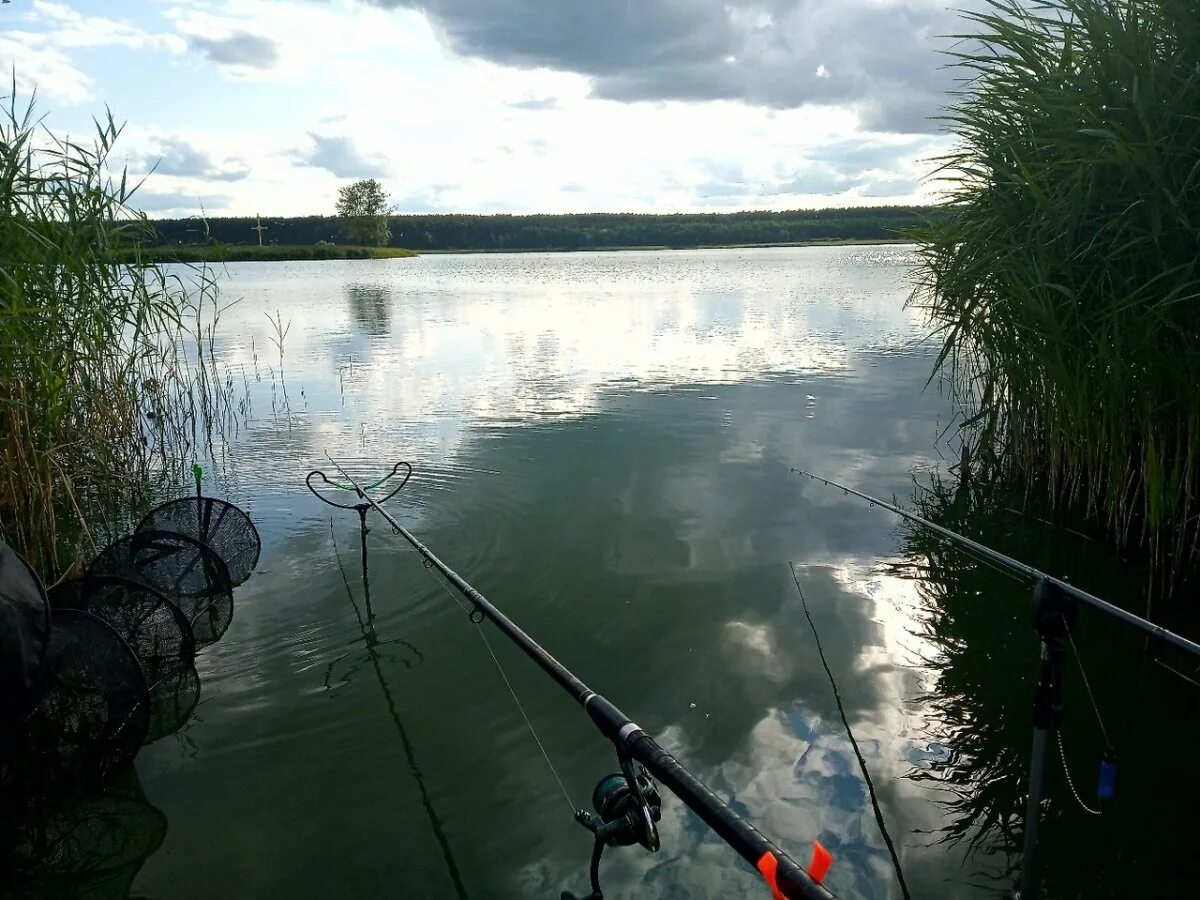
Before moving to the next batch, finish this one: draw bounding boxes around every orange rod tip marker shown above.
[808,841,834,885]
[755,851,784,900]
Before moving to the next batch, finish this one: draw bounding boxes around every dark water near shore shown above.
[26,247,1200,898]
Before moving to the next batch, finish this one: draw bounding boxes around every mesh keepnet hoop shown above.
[137,497,260,587]
[0,610,150,810]
[49,576,196,689]
[87,531,234,647]
[0,542,52,724]
[144,664,201,745]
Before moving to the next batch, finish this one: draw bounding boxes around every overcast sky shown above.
[1,0,969,217]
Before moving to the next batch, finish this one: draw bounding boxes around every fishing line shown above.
[402,523,579,818]
[1152,656,1200,689]
[789,562,911,900]
[1059,614,1111,747]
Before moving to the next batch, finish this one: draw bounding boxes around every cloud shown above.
[506,96,558,111]
[188,31,279,69]
[686,132,943,204]
[128,188,232,215]
[0,35,92,105]
[293,132,391,178]
[390,184,457,213]
[26,1,186,52]
[365,0,980,133]
[0,1,185,104]
[139,136,251,182]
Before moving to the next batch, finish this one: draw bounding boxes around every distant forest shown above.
[144,206,934,252]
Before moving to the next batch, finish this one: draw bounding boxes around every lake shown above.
[98,248,1199,897]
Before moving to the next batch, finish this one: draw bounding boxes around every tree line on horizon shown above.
[143,206,934,252]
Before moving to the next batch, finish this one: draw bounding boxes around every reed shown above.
[0,89,231,579]
[910,0,1200,590]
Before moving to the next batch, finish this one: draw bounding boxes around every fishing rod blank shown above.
[792,468,1200,660]
[325,456,836,900]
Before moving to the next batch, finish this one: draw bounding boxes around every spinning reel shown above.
[562,751,662,900]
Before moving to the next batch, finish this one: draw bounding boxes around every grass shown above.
[909,0,1200,595]
[0,89,234,580]
[131,244,417,263]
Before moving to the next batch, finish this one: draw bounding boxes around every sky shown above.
[1,0,969,217]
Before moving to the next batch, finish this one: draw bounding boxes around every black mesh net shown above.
[0,610,150,811]
[0,541,51,725]
[138,496,261,587]
[144,663,202,745]
[0,768,166,900]
[49,576,196,690]
[87,530,234,647]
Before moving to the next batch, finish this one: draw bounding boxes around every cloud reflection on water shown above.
[135,247,1015,900]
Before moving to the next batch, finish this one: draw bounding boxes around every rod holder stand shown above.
[1018,577,1077,898]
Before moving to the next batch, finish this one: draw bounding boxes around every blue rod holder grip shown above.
[1097,751,1117,802]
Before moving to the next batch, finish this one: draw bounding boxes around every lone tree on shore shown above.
[336,178,391,246]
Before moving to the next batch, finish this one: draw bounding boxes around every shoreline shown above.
[420,236,913,254]
[140,236,913,263]
[130,245,418,263]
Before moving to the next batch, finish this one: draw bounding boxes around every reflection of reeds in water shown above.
[885,477,1037,888]
[893,470,1200,897]
[323,522,467,899]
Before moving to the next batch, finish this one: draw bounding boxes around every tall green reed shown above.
[911,0,1200,595]
[0,88,235,580]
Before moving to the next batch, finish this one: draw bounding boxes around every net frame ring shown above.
[49,575,198,688]
[468,606,485,625]
[136,496,261,587]
[86,531,235,648]
[2,608,152,807]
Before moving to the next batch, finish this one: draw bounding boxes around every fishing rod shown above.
[323,455,836,900]
[794,466,1200,898]
[792,468,1200,659]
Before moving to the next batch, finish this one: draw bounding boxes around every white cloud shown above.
[4,0,953,215]
[29,0,185,52]
[0,34,93,105]
[0,0,184,105]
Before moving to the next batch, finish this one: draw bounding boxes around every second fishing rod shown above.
[322,456,835,900]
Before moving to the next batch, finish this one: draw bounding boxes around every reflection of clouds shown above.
[143,248,1017,899]
[183,246,925,475]
[723,620,791,683]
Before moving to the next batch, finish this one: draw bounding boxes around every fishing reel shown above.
[561,753,662,900]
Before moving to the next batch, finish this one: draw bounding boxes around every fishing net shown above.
[49,576,196,690]
[0,541,51,725]
[0,609,150,811]
[144,663,201,745]
[138,496,261,587]
[87,530,234,647]
[0,768,166,900]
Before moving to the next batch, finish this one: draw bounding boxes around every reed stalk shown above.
[0,88,232,580]
[910,0,1200,592]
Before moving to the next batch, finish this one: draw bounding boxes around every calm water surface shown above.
[100,248,1199,898]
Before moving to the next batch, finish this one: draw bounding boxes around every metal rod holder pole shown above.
[1017,578,1073,897]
